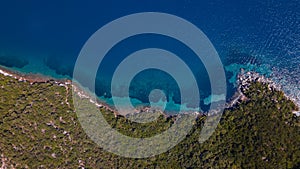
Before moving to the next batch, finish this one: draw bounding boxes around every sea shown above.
[0,1,299,113]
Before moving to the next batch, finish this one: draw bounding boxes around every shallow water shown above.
[0,1,299,111]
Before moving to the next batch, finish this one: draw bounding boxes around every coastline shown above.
[229,69,300,116]
[0,65,69,83]
[0,66,299,117]
[0,65,201,118]
[0,65,118,113]
[0,66,164,117]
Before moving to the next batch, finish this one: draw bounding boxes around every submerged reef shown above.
[225,48,263,65]
[0,56,28,68]
[44,56,74,77]
[0,68,299,168]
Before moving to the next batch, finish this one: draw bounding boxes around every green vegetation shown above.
[0,74,299,168]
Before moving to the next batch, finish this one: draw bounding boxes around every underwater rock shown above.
[44,56,73,77]
[225,49,261,65]
[0,56,28,68]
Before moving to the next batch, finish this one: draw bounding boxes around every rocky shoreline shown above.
[0,66,145,118]
[229,69,300,116]
[0,66,200,118]
[0,66,299,117]
[227,69,275,108]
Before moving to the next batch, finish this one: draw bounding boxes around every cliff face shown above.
[0,72,299,168]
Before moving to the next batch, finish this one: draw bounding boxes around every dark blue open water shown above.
[0,1,299,112]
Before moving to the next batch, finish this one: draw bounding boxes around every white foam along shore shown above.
[229,69,300,116]
[0,66,299,116]
[71,79,202,117]
[0,66,171,117]
[0,66,110,109]
[0,69,13,77]
[0,66,203,118]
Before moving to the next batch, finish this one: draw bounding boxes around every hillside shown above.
[0,73,299,168]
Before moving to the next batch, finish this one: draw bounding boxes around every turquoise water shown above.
[0,1,299,111]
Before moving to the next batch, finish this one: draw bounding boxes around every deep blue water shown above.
[0,0,299,111]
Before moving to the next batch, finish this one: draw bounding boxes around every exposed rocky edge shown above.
[238,69,281,95]
[1,66,298,117]
[0,66,144,118]
[1,67,300,168]
[71,81,117,114]
[229,69,300,116]
[227,70,263,108]
[0,65,65,84]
